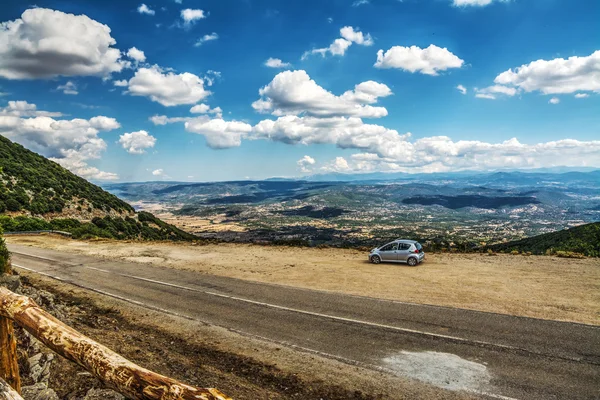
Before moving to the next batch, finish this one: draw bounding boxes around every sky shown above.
[0,0,598,182]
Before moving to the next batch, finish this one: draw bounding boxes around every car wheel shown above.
[407,257,418,267]
[371,255,381,264]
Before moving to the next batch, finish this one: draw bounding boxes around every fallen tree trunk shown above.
[0,287,231,400]
[0,377,24,400]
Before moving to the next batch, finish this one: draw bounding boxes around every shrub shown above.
[5,198,21,212]
[510,250,520,255]
[555,251,585,259]
[0,227,9,274]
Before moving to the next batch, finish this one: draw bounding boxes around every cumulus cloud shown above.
[319,137,600,173]
[375,45,464,75]
[152,169,167,177]
[575,93,589,98]
[126,47,146,63]
[190,104,222,117]
[194,33,218,46]
[265,58,291,68]
[474,84,518,99]
[0,8,127,80]
[127,65,210,106]
[0,101,63,117]
[118,130,157,154]
[113,80,128,87]
[456,85,467,95]
[549,97,560,105]
[181,9,206,25]
[137,4,155,15]
[297,155,316,173]
[453,0,495,6]
[302,26,373,59]
[149,115,189,125]
[252,70,392,118]
[57,81,78,95]
[494,50,600,95]
[185,117,253,149]
[0,103,120,179]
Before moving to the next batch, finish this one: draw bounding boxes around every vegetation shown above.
[0,226,9,274]
[489,222,600,257]
[0,213,196,241]
[0,135,133,215]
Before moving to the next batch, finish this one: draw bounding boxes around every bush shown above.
[555,251,585,259]
[510,250,520,255]
[5,198,21,212]
[0,227,9,274]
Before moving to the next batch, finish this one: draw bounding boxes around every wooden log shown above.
[0,287,231,400]
[0,377,24,400]
[0,317,21,394]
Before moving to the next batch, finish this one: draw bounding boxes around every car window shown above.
[399,243,411,250]
[381,243,398,251]
[416,242,423,250]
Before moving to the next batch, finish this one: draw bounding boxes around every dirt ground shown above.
[7,235,600,325]
[18,273,476,400]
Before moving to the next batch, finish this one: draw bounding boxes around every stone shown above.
[21,383,59,400]
[83,388,125,400]
[0,274,21,292]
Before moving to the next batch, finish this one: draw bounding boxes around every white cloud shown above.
[195,33,218,46]
[575,93,589,98]
[375,45,464,75]
[190,104,222,117]
[126,47,146,63]
[185,117,253,149]
[456,85,467,95]
[127,65,210,106]
[252,116,411,159]
[474,84,518,99]
[297,155,316,173]
[149,115,188,125]
[0,8,127,80]
[453,0,492,6]
[549,97,560,105]
[137,4,155,15]
[113,79,128,87]
[57,81,78,95]
[303,26,373,59]
[118,130,156,154]
[252,70,392,118]
[319,137,600,173]
[265,58,291,68]
[494,50,600,95]
[152,169,166,177]
[352,0,370,6]
[181,9,206,25]
[322,157,352,172]
[203,70,221,86]
[0,101,63,117]
[0,104,120,180]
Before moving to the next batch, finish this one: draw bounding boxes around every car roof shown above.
[394,239,417,243]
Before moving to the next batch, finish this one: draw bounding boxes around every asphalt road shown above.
[7,243,600,400]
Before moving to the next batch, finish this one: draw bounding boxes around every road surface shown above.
[7,243,600,400]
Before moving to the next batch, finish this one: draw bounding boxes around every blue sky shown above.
[0,0,598,182]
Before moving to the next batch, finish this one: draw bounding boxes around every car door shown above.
[379,242,399,261]
[397,243,411,262]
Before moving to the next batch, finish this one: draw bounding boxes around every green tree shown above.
[5,198,20,212]
[0,226,10,274]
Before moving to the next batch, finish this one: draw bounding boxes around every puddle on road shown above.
[382,351,491,392]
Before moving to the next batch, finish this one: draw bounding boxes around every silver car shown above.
[369,239,424,266]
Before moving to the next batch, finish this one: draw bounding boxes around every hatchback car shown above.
[369,239,424,266]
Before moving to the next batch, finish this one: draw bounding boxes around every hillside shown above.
[489,222,600,257]
[0,135,194,241]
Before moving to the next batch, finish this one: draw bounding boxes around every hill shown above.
[0,135,194,241]
[489,222,600,257]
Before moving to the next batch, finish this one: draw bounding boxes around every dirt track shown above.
[6,235,600,325]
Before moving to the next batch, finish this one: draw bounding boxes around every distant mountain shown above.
[489,222,600,257]
[0,135,194,241]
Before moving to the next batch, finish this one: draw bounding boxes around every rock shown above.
[21,383,59,400]
[0,273,21,292]
[28,352,54,384]
[83,388,125,400]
